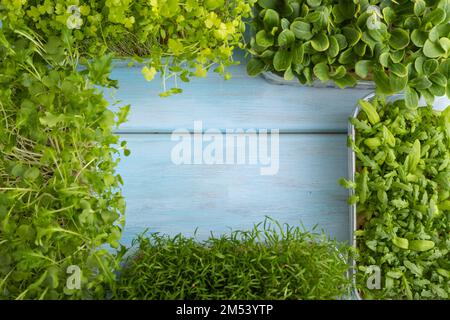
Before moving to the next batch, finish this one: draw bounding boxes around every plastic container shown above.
[347,93,450,299]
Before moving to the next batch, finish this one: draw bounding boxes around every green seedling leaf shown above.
[290,21,313,40]
[258,0,278,9]
[411,30,428,47]
[409,240,435,252]
[355,60,371,78]
[389,29,410,50]
[342,27,361,47]
[359,99,380,125]
[405,87,419,108]
[313,62,329,82]
[273,49,293,71]
[263,9,280,30]
[423,39,446,58]
[256,30,275,48]
[278,29,295,46]
[414,0,426,16]
[142,66,157,81]
[311,33,330,52]
[423,8,446,25]
[393,236,409,250]
[247,58,266,76]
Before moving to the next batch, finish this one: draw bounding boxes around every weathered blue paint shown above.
[107,61,371,134]
[117,134,349,246]
[107,57,369,246]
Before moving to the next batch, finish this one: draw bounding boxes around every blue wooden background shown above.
[105,55,373,246]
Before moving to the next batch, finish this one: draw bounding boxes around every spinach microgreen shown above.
[247,0,450,102]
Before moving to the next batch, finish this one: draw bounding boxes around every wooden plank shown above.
[117,133,349,246]
[106,59,372,134]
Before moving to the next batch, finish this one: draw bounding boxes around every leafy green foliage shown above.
[343,97,450,299]
[247,0,450,99]
[0,25,128,299]
[1,0,255,96]
[114,219,352,300]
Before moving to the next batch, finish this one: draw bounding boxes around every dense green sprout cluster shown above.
[247,0,450,105]
[115,220,352,300]
[0,28,128,298]
[0,0,255,299]
[1,0,254,96]
[342,97,450,299]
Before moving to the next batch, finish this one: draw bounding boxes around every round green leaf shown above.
[414,56,425,74]
[338,47,354,65]
[247,58,266,76]
[263,9,280,31]
[313,62,329,82]
[423,39,446,58]
[414,0,426,16]
[423,8,446,25]
[355,60,371,79]
[255,30,275,48]
[273,49,293,71]
[353,42,367,57]
[423,59,438,75]
[411,30,428,47]
[389,74,408,92]
[327,35,339,58]
[258,0,278,9]
[278,29,295,46]
[330,65,347,79]
[439,38,450,52]
[382,7,396,24]
[281,18,290,30]
[429,73,447,88]
[290,21,313,40]
[379,52,390,68]
[307,0,322,7]
[292,44,305,64]
[342,27,361,47]
[334,74,356,88]
[390,63,408,77]
[389,29,410,50]
[374,70,394,94]
[311,33,329,52]
[390,50,405,64]
[334,34,348,50]
[405,86,419,108]
[284,66,295,81]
